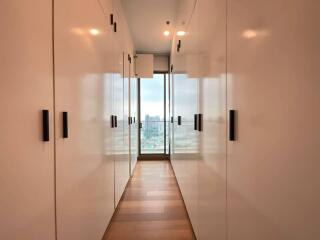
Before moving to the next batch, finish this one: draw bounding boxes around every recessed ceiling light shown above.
[89,29,100,35]
[177,31,186,36]
[163,30,170,36]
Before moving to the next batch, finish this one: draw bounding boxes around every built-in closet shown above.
[170,0,320,240]
[0,0,136,239]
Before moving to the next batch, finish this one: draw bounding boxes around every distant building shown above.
[144,115,162,139]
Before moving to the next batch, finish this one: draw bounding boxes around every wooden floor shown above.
[103,160,196,240]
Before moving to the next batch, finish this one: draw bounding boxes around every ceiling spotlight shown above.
[89,28,100,35]
[177,31,186,36]
[163,30,170,36]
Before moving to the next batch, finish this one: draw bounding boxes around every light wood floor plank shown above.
[103,160,196,240]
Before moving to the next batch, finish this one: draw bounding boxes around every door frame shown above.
[137,71,170,160]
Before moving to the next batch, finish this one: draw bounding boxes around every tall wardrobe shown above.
[0,0,137,239]
[170,0,320,240]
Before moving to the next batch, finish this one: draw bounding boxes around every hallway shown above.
[103,161,196,240]
[1,0,320,239]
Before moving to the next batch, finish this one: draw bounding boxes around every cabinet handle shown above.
[198,114,203,132]
[177,40,181,52]
[110,14,114,25]
[133,117,136,123]
[229,110,236,141]
[42,110,49,142]
[113,22,117,33]
[114,115,118,128]
[178,116,182,125]
[62,112,68,138]
[194,114,198,130]
[111,115,114,128]
[171,116,174,123]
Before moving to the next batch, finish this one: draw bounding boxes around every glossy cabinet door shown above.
[196,0,227,239]
[112,0,130,206]
[227,0,320,239]
[112,49,125,207]
[171,0,228,239]
[171,5,200,235]
[123,52,130,177]
[129,55,138,175]
[172,69,200,235]
[54,0,115,239]
[0,1,56,239]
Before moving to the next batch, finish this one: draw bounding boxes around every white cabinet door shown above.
[113,0,131,206]
[123,52,130,176]
[227,0,320,239]
[197,0,227,239]
[113,50,126,206]
[130,63,138,175]
[171,0,228,239]
[0,1,55,239]
[171,30,200,237]
[54,0,115,239]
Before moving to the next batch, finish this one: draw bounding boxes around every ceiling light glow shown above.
[177,31,186,36]
[89,28,100,35]
[163,30,170,36]
[242,30,257,39]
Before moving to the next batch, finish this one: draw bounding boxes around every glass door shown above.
[139,73,169,156]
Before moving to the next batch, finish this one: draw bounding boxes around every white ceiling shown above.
[121,0,182,54]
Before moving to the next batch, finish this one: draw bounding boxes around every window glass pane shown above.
[140,74,165,154]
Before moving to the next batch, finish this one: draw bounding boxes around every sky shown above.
[140,74,165,120]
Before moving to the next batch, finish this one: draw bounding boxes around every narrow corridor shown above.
[103,161,196,240]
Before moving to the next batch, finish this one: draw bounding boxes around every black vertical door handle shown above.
[62,112,68,138]
[194,114,198,130]
[110,14,114,25]
[42,110,49,142]
[114,115,118,128]
[229,110,236,141]
[177,40,181,52]
[198,114,203,132]
[113,22,117,32]
[177,116,182,125]
[171,116,174,123]
[111,115,114,128]
[139,122,143,129]
[133,117,136,123]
